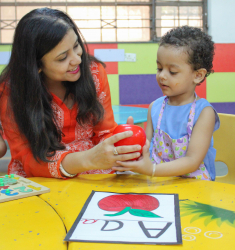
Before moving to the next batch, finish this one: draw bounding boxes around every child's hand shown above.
[126,116,134,125]
[112,139,153,176]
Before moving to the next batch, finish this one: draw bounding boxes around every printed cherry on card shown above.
[98,194,161,218]
[64,191,182,245]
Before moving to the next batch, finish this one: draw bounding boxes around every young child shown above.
[113,26,220,181]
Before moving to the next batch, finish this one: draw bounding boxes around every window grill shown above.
[0,0,207,43]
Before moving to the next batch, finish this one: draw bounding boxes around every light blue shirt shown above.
[149,96,220,181]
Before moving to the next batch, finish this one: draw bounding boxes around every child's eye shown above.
[170,71,177,75]
[157,68,162,72]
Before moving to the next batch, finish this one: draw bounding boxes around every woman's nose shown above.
[70,52,82,66]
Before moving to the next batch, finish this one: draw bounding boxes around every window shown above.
[0,0,207,43]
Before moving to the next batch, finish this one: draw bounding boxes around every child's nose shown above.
[159,70,167,80]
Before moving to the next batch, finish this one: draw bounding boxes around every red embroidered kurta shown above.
[0,62,117,178]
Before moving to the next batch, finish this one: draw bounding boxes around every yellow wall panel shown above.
[207,73,235,102]
[107,74,119,105]
[118,43,159,75]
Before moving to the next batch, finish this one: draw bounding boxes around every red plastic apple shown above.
[113,124,146,160]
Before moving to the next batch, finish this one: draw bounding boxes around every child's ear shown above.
[193,68,207,84]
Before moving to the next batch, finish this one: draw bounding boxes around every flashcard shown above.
[65,191,182,245]
[0,174,50,203]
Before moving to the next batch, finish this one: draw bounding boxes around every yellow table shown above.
[0,196,67,250]
[31,174,235,250]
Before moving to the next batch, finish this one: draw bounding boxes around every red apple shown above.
[113,124,146,160]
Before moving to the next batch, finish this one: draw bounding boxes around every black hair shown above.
[160,26,214,82]
[0,8,104,162]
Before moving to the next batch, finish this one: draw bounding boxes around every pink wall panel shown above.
[213,44,235,72]
[87,43,118,74]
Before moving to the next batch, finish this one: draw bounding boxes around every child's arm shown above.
[146,102,154,142]
[113,106,215,177]
[0,135,7,158]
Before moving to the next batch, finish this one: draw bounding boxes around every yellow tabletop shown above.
[0,196,67,250]
[30,174,235,250]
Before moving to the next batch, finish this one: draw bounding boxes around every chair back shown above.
[214,113,235,184]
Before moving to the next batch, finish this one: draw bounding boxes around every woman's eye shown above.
[58,56,67,61]
[74,43,80,49]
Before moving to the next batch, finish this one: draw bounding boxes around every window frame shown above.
[0,0,208,44]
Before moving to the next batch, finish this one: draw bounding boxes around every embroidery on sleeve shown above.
[98,91,106,104]
[92,74,100,93]
[90,62,107,104]
[97,129,110,138]
[65,140,94,153]
[48,138,95,178]
[8,160,27,177]
[90,61,99,74]
[48,150,67,178]
[74,120,93,141]
[51,101,64,131]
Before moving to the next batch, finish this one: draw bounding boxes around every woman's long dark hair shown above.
[0,8,104,162]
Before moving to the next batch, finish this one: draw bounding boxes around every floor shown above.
[0,148,228,177]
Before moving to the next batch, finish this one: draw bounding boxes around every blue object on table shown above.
[112,105,148,125]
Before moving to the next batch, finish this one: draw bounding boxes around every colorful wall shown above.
[1,1,235,114]
[0,42,235,114]
[88,43,235,114]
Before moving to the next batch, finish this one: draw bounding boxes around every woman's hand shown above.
[112,139,153,176]
[87,130,142,170]
[88,115,137,170]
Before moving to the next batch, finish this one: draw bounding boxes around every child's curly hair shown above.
[160,26,214,80]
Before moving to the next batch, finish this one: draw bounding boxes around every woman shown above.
[0,8,141,178]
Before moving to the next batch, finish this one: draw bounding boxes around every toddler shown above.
[113,26,220,181]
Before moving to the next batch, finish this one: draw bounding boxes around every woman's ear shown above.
[194,68,207,84]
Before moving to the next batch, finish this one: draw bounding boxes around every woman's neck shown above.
[47,82,74,109]
[50,86,66,101]
[46,79,65,99]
